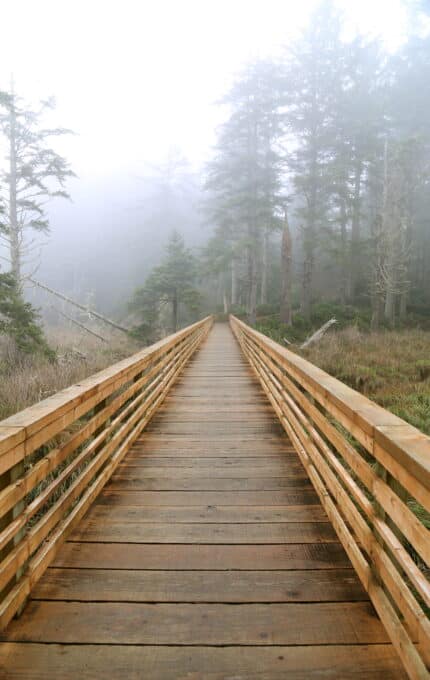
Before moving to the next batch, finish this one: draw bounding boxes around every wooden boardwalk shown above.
[0,324,407,678]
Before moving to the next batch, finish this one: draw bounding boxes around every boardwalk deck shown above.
[0,324,407,678]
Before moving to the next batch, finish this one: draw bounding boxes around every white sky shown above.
[0,0,415,181]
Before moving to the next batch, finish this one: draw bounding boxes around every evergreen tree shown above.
[0,272,53,357]
[131,231,200,339]
[205,60,284,324]
[281,1,346,319]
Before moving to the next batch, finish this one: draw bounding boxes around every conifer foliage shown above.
[204,2,430,329]
[130,231,200,340]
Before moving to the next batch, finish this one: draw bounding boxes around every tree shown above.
[281,1,345,319]
[0,86,74,285]
[130,231,200,339]
[205,60,284,324]
[0,272,53,357]
[280,208,293,325]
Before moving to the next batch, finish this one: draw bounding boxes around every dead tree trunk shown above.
[280,209,293,326]
[29,277,130,333]
[53,307,108,342]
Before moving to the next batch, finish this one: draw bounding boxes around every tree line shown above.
[201,1,430,330]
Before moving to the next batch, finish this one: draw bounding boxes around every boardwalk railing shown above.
[231,315,430,680]
[0,316,212,629]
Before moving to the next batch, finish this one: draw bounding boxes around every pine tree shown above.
[0,272,53,357]
[281,1,346,319]
[130,231,200,339]
[205,60,284,324]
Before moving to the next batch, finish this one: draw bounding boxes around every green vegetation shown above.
[130,231,201,341]
[255,307,430,436]
[0,272,54,359]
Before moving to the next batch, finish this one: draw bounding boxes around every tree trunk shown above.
[399,290,408,320]
[372,140,389,330]
[231,259,237,306]
[260,229,268,305]
[384,290,396,326]
[9,95,19,285]
[172,291,178,332]
[280,209,293,326]
[248,248,258,326]
[371,214,384,331]
[301,165,317,321]
[223,291,229,314]
[301,251,313,321]
[339,198,348,306]
[220,272,229,313]
[349,160,362,301]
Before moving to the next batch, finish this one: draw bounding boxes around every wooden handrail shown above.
[0,316,213,629]
[230,315,430,680]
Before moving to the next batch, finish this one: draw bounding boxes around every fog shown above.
[0,0,427,326]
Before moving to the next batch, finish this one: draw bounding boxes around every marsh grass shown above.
[300,326,430,435]
[0,325,139,421]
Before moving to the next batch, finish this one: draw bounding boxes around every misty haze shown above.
[0,2,429,679]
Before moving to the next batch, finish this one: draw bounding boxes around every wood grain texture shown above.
[81,503,328,523]
[98,489,320,505]
[0,644,407,680]
[69,520,337,543]
[4,601,389,645]
[31,568,367,602]
[1,323,404,679]
[52,542,352,570]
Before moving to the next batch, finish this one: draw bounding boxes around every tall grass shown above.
[0,325,139,421]
[300,327,430,435]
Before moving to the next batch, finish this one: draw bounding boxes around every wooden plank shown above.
[53,542,351,570]
[97,490,320,506]
[70,521,338,543]
[121,455,300,466]
[3,601,390,645]
[107,476,313,491]
[126,444,297,457]
[82,504,328,523]
[0,643,408,680]
[31,567,367,602]
[112,465,305,478]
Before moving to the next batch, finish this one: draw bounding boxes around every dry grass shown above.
[300,327,430,435]
[0,325,140,421]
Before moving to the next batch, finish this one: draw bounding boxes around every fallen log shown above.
[30,277,130,334]
[300,318,337,349]
[52,306,108,343]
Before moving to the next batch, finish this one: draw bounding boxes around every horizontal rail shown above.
[230,315,430,680]
[0,316,213,628]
